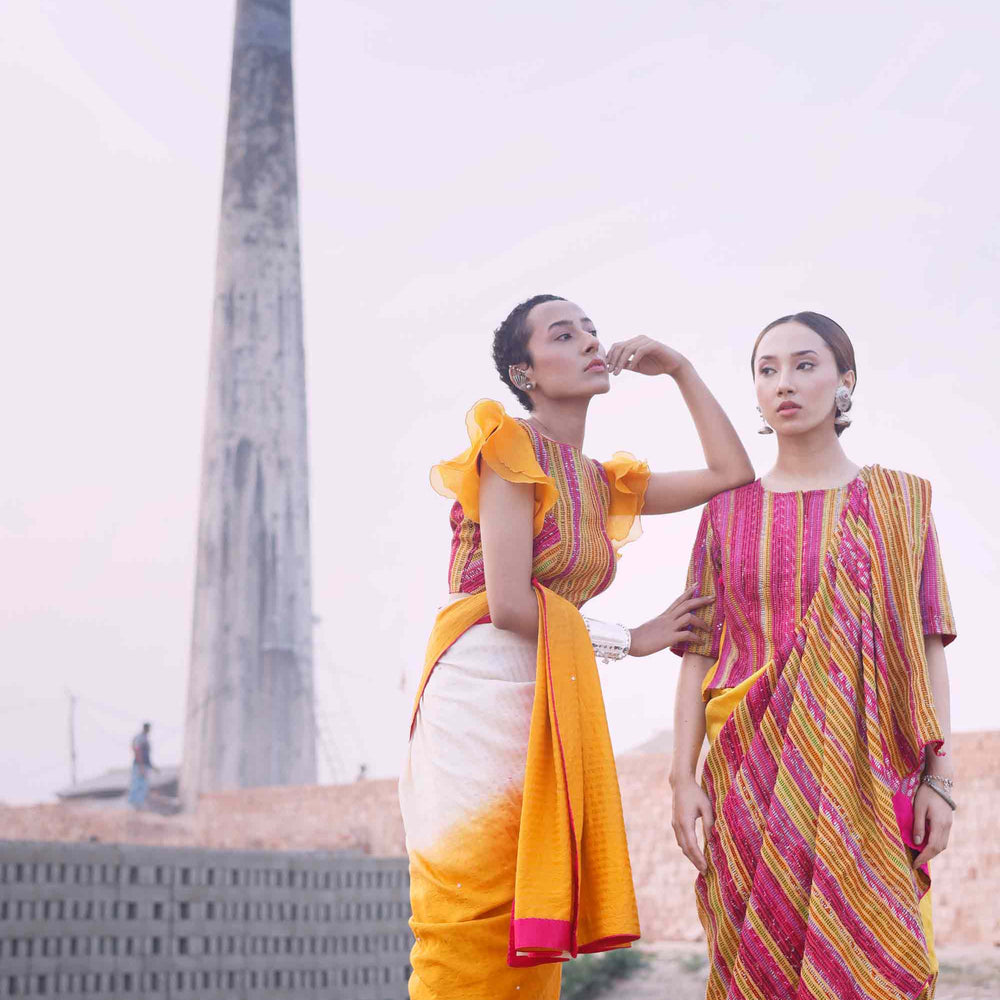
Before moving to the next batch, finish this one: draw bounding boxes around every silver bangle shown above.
[920,774,957,811]
[922,773,953,790]
[581,616,631,664]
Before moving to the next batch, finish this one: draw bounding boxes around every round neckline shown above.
[518,418,585,454]
[757,468,865,496]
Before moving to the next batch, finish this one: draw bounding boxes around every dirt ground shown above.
[614,942,1000,1000]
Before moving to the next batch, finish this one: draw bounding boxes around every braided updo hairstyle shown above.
[492,294,566,412]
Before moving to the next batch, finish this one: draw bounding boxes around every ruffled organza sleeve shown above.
[430,399,558,536]
[602,452,650,556]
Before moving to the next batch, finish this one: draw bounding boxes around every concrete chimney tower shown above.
[182,0,316,805]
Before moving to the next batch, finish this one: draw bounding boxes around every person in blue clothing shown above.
[127,722,156,808]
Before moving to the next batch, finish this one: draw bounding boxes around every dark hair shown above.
[751,311,857,436]
[492,294,566,412]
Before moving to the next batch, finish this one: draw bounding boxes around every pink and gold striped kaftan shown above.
[675,468,957,1000]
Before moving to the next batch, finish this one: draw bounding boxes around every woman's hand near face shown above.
[629,586,715,657]
[609,334,754,515]
[606,336,690,378]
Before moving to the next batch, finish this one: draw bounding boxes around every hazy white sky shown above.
[1,1,997,805]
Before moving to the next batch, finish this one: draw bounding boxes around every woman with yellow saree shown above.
[400,294,754,999]
[671,312,957,1000]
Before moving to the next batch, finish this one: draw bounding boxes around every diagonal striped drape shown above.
[699,466,943,1000]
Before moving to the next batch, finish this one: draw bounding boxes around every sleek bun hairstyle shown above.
[751,311,857,436]
[492,294,565,412]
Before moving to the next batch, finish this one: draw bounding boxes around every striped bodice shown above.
[446,422,620,608]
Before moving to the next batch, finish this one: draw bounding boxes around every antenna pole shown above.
[67,690,77,786]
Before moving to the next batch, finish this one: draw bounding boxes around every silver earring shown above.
[834,386,853,427]
[509,366,533,392]
[756,405,774,435]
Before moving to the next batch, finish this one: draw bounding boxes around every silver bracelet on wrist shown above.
[920,773,957,811]
[581,616,631,664]
[922,773,953,790]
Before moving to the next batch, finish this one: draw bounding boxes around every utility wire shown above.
[0,697,63,716]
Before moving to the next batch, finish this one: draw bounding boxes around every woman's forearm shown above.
[489,592,539,642]
[642,363,754,515]
[923,635,954,777]
[673,361,754,487]
[670,651,715,786]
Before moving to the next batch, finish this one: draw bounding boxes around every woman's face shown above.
[753,321,854,437]
[519,300,610,402]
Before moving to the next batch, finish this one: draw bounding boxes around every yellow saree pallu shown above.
[698,467,946,1000]
[400,582,640,999]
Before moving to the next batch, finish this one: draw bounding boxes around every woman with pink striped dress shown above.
[670,312,957,1000]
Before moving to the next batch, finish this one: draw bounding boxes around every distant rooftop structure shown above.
[55,766,179,802]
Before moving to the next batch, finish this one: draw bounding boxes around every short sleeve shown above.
[670,504,725,659]
[602,453,650,556]
[430,399,558,536]
[919,513,957,645]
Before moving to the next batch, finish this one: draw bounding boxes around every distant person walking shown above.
[127,722,155,808]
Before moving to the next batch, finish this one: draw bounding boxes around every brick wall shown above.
[0,779,406,858]
[0,840,411,1000]
[3,732,995,951]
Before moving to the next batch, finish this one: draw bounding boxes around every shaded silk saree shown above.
[697,467,948,1000]
[400,400,643,999]
[403,585,640,998]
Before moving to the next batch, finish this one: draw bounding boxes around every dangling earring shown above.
[509,366,533,391]
[756,405,774,435]
[834,385,853,428]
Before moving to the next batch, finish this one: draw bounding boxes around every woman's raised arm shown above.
[605,337,754,515]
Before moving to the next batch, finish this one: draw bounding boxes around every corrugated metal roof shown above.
[55,766,179,800]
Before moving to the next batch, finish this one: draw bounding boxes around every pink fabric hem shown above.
[508,953,570,968]
[507,917,638,967]
[578,934,640,953]
[510,917,571,953]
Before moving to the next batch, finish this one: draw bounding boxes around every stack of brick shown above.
[0,781,405,858]
[2,732,996,947]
